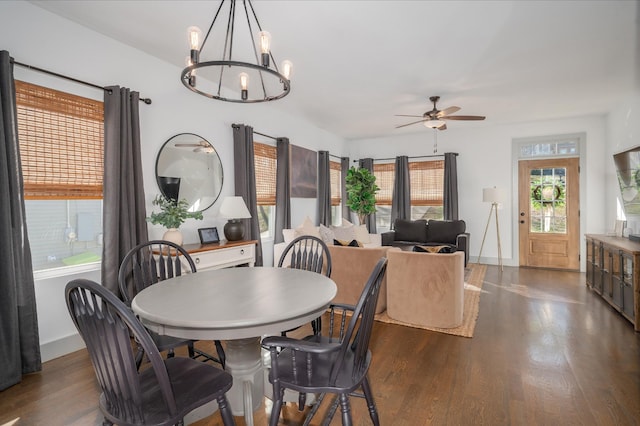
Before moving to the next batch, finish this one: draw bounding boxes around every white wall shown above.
[0,1,345,360]
[605,92,640,229]
[348,114,609,269]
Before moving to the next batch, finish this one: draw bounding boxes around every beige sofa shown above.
[386,248,464,328]
[327,245,390,314]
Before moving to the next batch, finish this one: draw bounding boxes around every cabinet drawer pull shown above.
[195,257,200,264]
[240,249,244,255]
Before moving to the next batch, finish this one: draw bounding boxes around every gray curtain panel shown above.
[358,158,377,233]
[0,50,41,390]
[317,151,331,226]
[232,124,263,266]
[391,155,410,225]
[341,157,350,222]
[275,137,291,243]
[102,86,149,295]
[444,152,459,220]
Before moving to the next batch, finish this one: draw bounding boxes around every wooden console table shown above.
[585,234,639,331]
[181,240,257,271]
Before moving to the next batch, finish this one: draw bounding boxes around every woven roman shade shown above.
[410,160,444,206]
[15,80,104,199]
[373,162,395,206]
[254,142,277,205]
[330,160,341,206]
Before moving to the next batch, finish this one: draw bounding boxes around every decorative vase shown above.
[163,228,183,246]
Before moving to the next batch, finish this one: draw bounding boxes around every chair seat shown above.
[271,345,372,394]
[101,357,233,426]
[149,330,192,353]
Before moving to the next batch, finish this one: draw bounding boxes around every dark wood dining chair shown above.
[65,278,235,426]
[277,235,332,335]
[118,240,226,369]
[262,257,388,426]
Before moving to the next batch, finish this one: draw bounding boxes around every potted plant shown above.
[345,166,379,229]
[147,194,203,245]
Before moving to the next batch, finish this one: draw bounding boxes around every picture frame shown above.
[290,144,317,198]
[198,227,220,244]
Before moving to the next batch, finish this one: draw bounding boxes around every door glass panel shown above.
[529,167,567,233]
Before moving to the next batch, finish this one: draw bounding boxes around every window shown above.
[253,142,276,236]
[409,160,444,220]
[329,160,342,225]
[373,163,394,231]
[16,80,104,273]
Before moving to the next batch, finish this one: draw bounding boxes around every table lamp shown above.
[477,187,506,271]
[219,196,252,241]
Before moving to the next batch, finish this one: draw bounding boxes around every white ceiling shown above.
[30,0,639,141]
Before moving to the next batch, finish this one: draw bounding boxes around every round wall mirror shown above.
[155,133,223,212]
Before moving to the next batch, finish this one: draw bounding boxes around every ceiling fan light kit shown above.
[181,0,292,103]
[396,95,485,130]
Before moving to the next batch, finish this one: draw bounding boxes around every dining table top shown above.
[131,266,337,340]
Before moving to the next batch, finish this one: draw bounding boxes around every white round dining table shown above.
[132,266,337,426]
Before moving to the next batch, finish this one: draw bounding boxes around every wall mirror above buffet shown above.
[155,133,223,212]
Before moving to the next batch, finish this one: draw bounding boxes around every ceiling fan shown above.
[395,96,486,130]
[174,140,214,153]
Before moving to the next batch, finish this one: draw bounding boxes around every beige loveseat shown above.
[327,245,390,314]
[386,248,464,328]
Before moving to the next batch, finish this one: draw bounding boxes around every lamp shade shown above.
[483,187,506,204]
[424,119,445,129]
[219,196,252,219]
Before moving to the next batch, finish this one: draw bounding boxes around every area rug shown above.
[374,263,487,338]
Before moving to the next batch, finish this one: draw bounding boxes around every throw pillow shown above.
[319,224,335,245]
[353,224,371,244]
[331,224,356,242]
[426,220,466,245]
[334,239,363,247]
[394,219,428,243]
[282,228,296,245]
[294,216,321,239]
[413,244,456,253]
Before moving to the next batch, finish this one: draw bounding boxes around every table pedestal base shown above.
[225,337,263,426]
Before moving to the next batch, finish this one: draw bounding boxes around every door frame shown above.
[511,133,587,271]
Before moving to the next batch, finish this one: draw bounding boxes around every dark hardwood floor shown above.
[1,265,639,425]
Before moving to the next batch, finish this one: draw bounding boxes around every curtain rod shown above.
[329,153,343,160]
[12,60,152,104]
[352,153,456,163]
[253,130,277,141]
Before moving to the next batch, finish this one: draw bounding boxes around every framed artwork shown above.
[198,227,220,244]
[290,144,317,198]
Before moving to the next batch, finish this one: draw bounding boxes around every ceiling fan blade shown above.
[395,119,427,129]
[175,143,201,147]
[437,106,460,117]
[394,114,423,118]
[437,123,447,131]
[441,115,485,121]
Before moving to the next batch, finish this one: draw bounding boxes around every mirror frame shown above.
[155,133,224,213]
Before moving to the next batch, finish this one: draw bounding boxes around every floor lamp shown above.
[477,187,505,271]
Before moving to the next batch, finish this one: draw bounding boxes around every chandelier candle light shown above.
[219,196,252,241]
[182,0,292,103]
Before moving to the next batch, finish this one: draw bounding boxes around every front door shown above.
[518,158,580,270]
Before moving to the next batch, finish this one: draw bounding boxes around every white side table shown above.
[181,240,257,270]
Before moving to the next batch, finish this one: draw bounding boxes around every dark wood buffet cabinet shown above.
[585,234,640,331]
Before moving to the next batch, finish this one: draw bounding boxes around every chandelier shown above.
[181,0,292,103]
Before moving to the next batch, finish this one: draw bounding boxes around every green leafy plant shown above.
[147,194,203,229]
[345,166,379,227]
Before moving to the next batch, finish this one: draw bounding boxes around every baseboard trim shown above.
[41,333,85,363]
